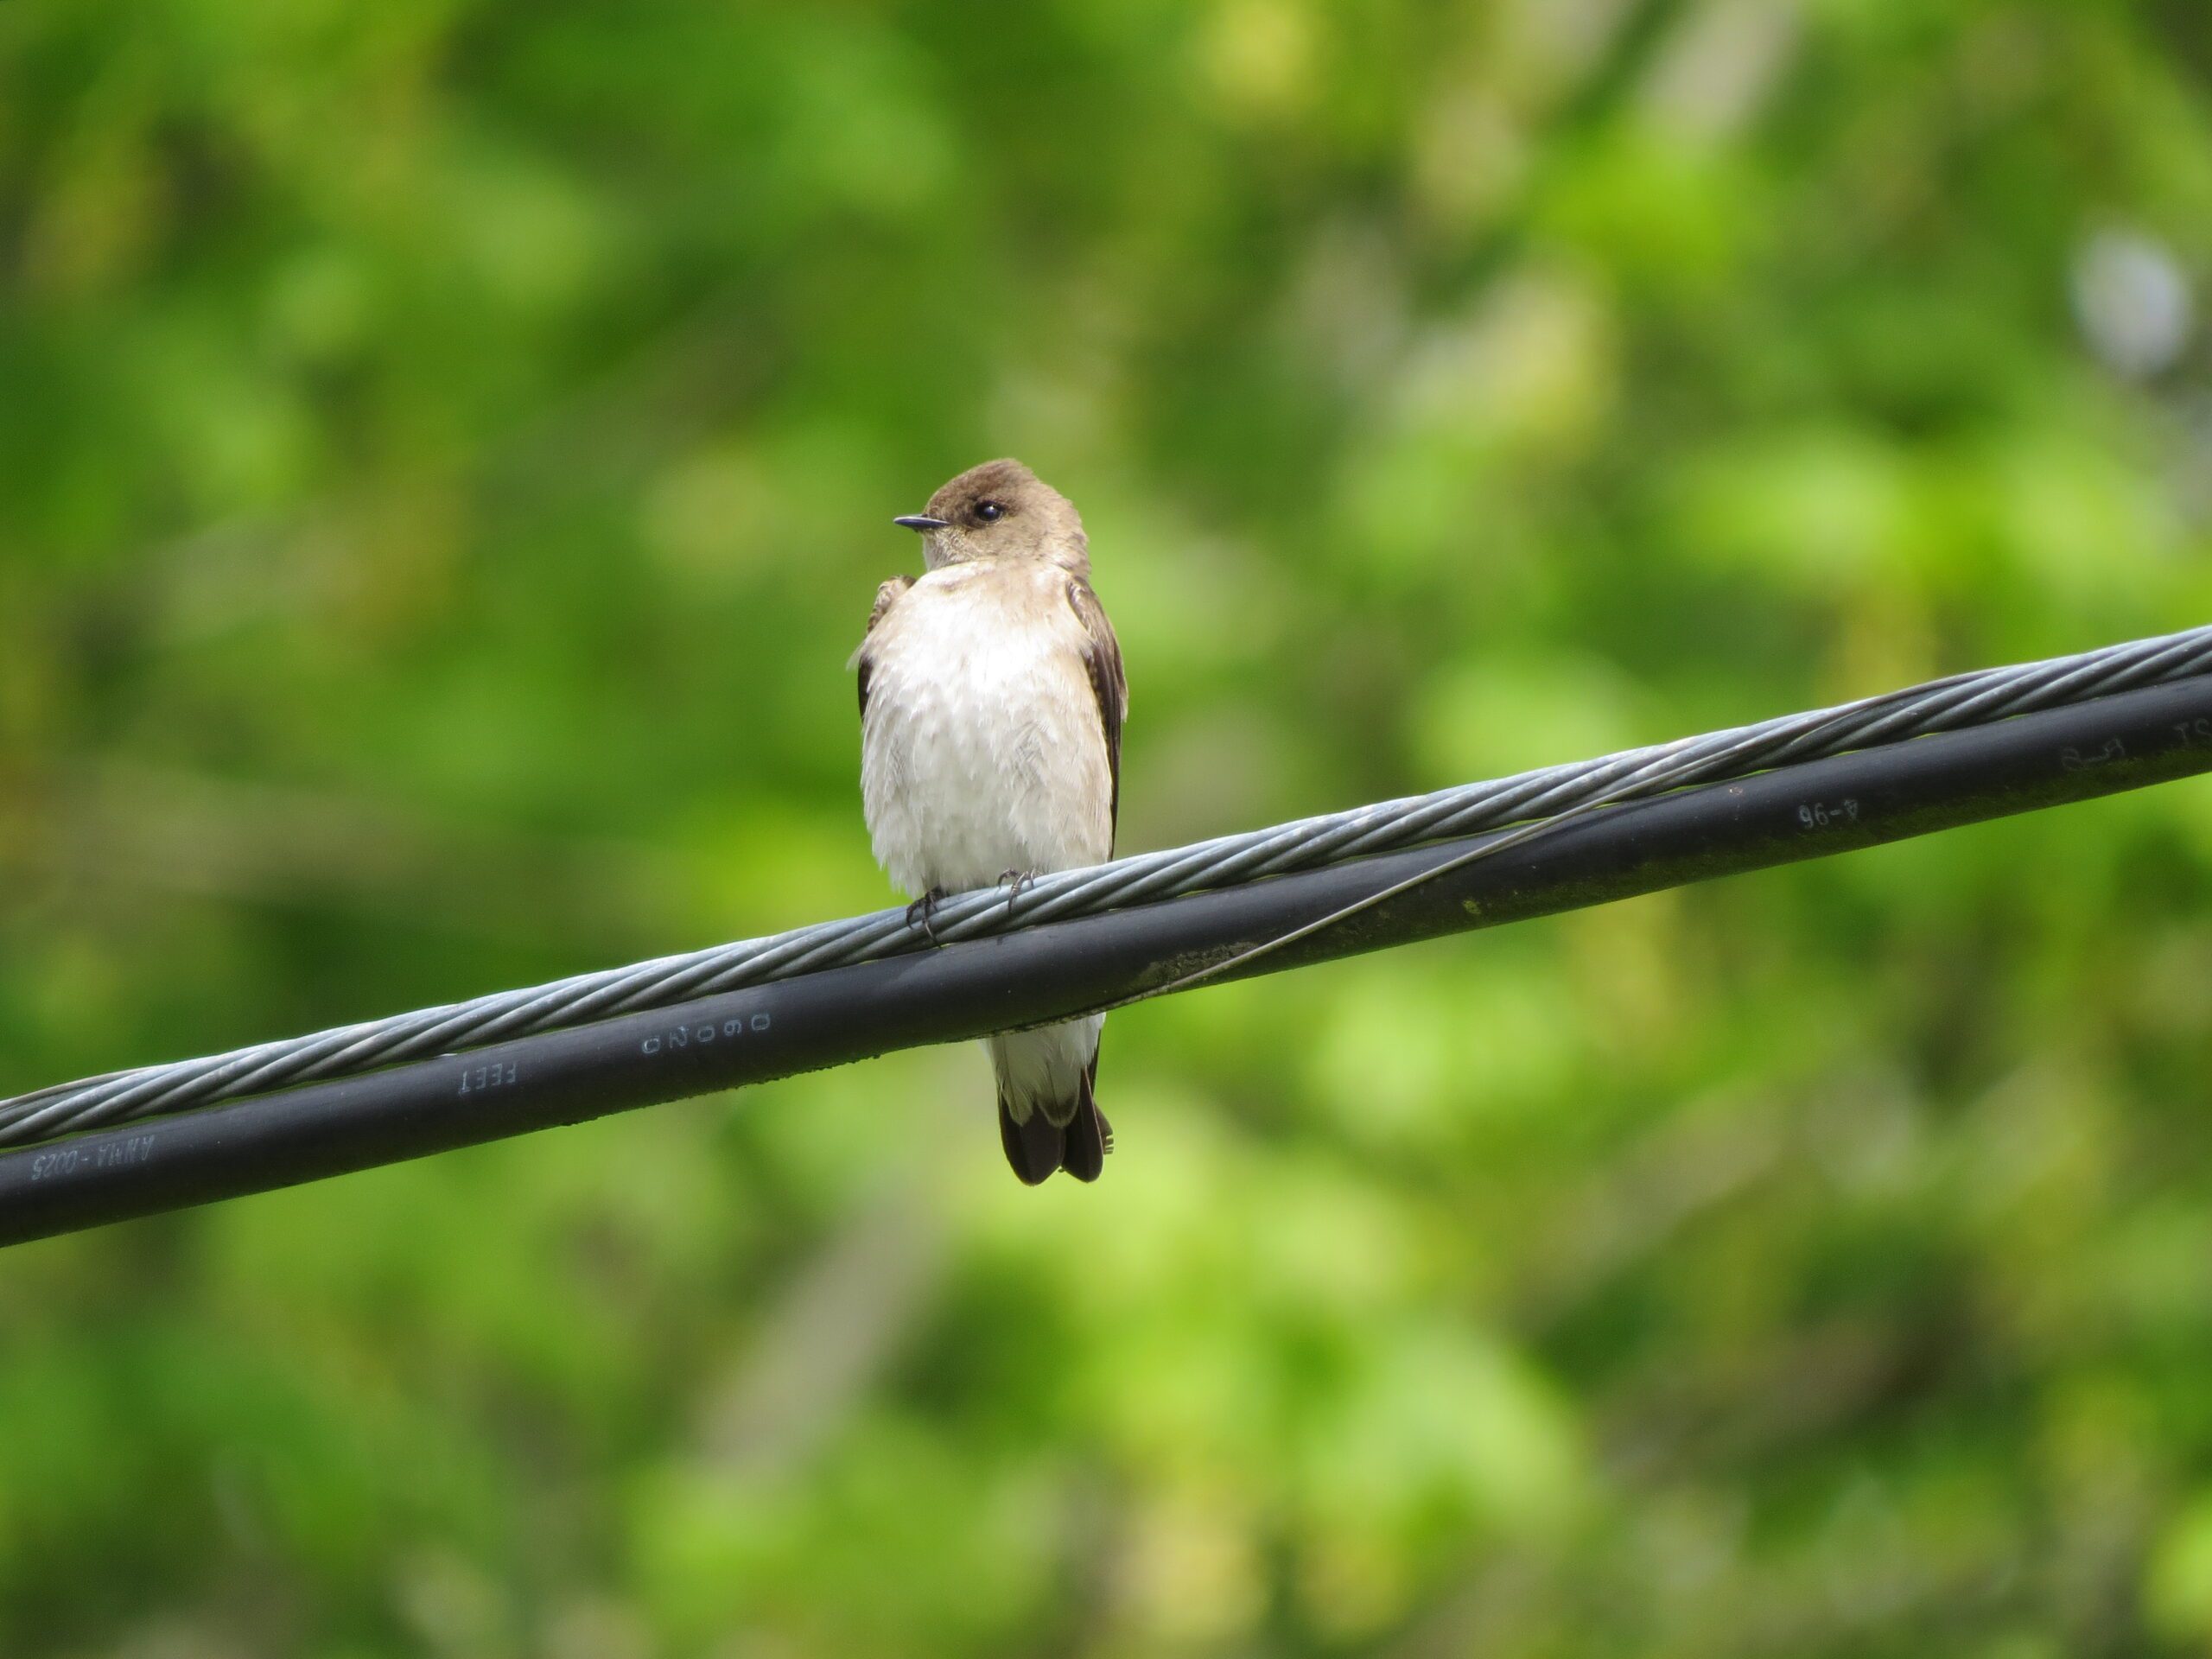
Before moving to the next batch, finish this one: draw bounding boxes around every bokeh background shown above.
[5,1,2212,1654]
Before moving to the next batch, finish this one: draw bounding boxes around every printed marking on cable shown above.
[2061,738,2127,771]
[641,1013,772,1057]
[1796,798,1861,830]
[29,1135,156,1181]
[458,1062,518,1097]
[2173,718,2212,747]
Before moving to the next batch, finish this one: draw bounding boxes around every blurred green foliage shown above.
[4,0,2212,1653]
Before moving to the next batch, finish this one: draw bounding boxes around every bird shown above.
[852,459,1127,1185]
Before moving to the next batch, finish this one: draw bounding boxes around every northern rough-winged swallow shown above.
[853,459,1127,1185]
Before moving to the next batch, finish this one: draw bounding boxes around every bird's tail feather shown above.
[1058,1064,1106,1182]
[999,1092,1063,1186]
[995,1048,1112,1186]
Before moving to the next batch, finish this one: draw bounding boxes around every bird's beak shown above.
[893,514,950,532]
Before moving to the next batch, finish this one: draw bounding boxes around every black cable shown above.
[11,622,2209,1144]
[3,673,2209,1248]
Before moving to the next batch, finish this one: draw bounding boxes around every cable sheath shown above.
[3,671,2207,1247]
[5,622,2210,1147]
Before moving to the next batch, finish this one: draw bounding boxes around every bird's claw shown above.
[906,886,950,944]
[997,868,1040,913]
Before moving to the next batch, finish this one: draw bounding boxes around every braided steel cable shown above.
[4,621,2209,1150]
[9,671,2212,1246]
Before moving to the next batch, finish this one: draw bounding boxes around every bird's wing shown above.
[1066,577,1127,836]
[854,575,916,718]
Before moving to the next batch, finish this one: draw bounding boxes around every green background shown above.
[6,1,2212,1653]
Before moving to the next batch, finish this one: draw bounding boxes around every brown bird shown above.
[852,460,1127,1183]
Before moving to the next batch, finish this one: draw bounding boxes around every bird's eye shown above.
[975,500,1005,523]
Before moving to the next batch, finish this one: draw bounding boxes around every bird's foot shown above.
[997,868,1041,913]
[905,886,950,944]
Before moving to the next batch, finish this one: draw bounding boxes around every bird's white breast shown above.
[859,562,1114,899]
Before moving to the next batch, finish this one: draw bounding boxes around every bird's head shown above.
[895,459,1089,575]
